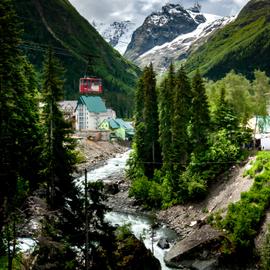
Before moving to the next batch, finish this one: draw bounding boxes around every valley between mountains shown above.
[1,0,270,269]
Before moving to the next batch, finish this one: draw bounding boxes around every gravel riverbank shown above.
[75,139,128,173]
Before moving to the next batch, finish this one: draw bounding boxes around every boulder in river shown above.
[104,182,119,195]
[157,238,170,249]
[164,224,224,269]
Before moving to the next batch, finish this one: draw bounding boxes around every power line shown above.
[81,159,245,166]
[22,40,72,54]
[19,44,75,58]
[19,40,85,59]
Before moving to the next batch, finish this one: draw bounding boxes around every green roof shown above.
[114,119,133,129]
[257,116,270,133]
[77,96,107,113]
[108,119,119,129]
[102,118,134,130]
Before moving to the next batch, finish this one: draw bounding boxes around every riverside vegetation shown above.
[127,63,270,265]
[128,64,270,209]
[206,151,270,268]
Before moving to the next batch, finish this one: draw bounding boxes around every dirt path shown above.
[158,156,255,237]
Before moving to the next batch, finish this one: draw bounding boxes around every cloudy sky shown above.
[69,0,249,25]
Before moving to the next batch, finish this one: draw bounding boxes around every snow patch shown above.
[139,13,232,61]
[93,20,138,55]
[148,14,169,26]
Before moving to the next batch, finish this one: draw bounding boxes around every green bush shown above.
[244,151,270,177]
[129,176,151,202]
[222,151,270,251]
[187,175,207,200]
[223,202,262,249]
[129,176,163,208]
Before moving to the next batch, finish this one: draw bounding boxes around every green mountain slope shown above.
[14,0,141,116]
[185,0,270,80]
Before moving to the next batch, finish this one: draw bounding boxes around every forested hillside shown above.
[185,0,270,80]
[14,0,141,116]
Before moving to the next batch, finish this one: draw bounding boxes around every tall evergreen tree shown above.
[212,88,239,132]
[128,64,161,179]
[133,75,146,168]
[171,66,191,182]
[41,48,77,209]
[0,0,22,235]
[142,64,161,178]
[34,49,84,268]
[0,1,43,265]
[190,70,210,153]
[159,63,175,172]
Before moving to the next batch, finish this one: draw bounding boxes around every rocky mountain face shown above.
[124,3,205,62]
[137,15,233,72]
[93,20,138,54]
[115,3,232,71]
[93,3,232,72]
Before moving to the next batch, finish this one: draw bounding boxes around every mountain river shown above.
[77,150,178,270]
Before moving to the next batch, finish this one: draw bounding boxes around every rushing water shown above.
[105,211,177,270]
[77,150,177,270]
[77,150,131,186]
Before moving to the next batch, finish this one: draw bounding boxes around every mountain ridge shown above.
[136,14,233,72]
[184,0,270,80]
[92,3,234,72]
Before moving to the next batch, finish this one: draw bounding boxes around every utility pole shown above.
[151,226,154,255]
[152,141,155,174]
[85,169,89,270]
[50,100,55,207]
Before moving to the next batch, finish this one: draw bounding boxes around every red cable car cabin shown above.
[79,77,103,94]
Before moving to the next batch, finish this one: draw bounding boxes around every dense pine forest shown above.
[128,65,270,208]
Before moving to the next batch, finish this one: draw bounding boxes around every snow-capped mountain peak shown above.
[93,20,138,54]
[137,13,234,72]
[93,2,234,72]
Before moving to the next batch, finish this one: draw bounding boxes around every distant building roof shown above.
[59,100,77,113]
[114,118,133,130]
[108,119,119,129]
[101,118,134,130]
[77,96,107,113]
[257,116,270,133]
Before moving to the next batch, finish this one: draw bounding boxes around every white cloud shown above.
[69,0,249,25]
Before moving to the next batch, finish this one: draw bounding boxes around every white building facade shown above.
[75,95,115,131]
